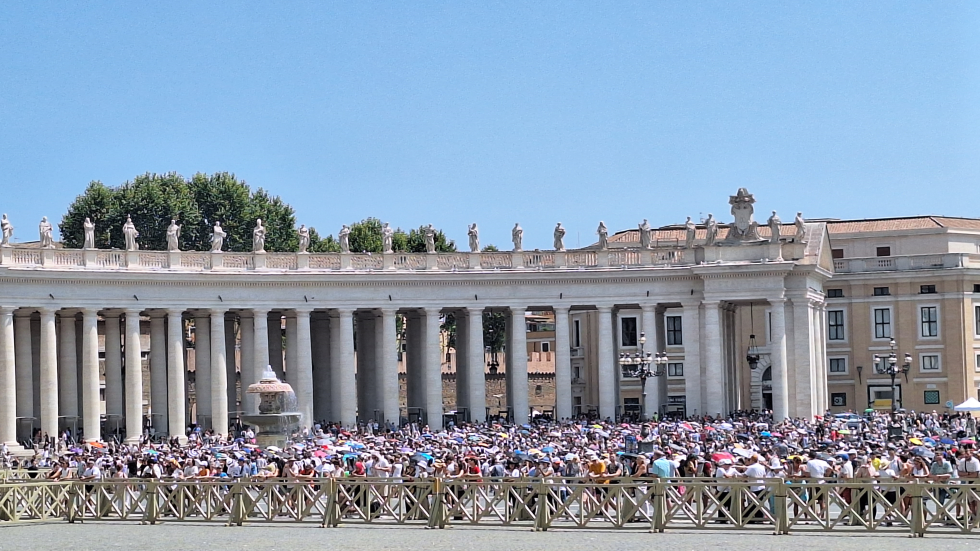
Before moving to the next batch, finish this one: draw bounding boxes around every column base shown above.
[3,441,25,454]
[124,435,142,445]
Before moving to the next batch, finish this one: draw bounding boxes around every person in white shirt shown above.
[714,459,738,522]
[743,455,769,521]
[805,451,833,516]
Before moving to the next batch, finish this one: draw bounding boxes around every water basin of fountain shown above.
[241,368,302,448]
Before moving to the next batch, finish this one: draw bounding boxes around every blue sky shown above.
[1,2,977,249]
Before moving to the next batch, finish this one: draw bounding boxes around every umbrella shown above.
[313,450,326,458]
[348,442,366,449]
[760,431,772,437]
[542,446,555,453]
[704,426,717,432]
[771,432,783,437]
[954,398,980,412]
[720,423,734,430]
[912,447,935,460]
[710,452,734,462]
[90,442,105,449]
[732,448,754,458]
[940,438,956,445]
[960,439,976,445]
[591,424,603,429]
[838,429,851,435]
[864,408,875,413]
[909,438,923,446]
[413,452,434,462]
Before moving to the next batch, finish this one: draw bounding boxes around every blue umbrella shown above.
[542,446,554,453]
[413,452,434,462]
[348,442,366,449]
[940,437,956,445]
[760,431,772,437]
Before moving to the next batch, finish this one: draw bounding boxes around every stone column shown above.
[405,312,423,411]
[792,298,814,418]
[149,313,168,434]
[39,308,59,437]
[466,307,486,423]
[355,312,376,421]
[553,307,572,421]
[373,311,385,421]
[815,303,828,414]
[294,308,314,431]
[225,313,239,417]
[166,309,186,442]
[285,313,297,384]
[14,310,34,437]
[80,309,100,442]
[507,306,529,424]
[252,308,270,383]
[424,308,443,429]
[58,310,79,425]
[681,301,702,416]
[312,313,331,423]
[596,306,616,421]
[336,309,357,427]
[268,312,283,379]
[769,297,789,422]
[239,313,255,412]
[210,309,228,437]
[0,307,17,446]
[640,304,659,419]
[456,312,470,414]
[329,311,342,422]
[380,308,400,425]
[124,309,143,443]
[194,313,211,426]
[702,301,724,417]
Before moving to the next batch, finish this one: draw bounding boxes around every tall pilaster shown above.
[149,313,168,433]
[124,309,143,443]
[80,309,100,442]
[0,307,17,446]
[380,308,400,424]
[58,310,79,424]
[553,307,572,421]
[294,308,314,431]
[640,304,659,419]
[792,298,814,418]
[38,308,59,437]
[702,301,724,417]
[681,301,702,416]
[194,313,211,426]
[507,306,529,424]
[336,309,356,427]
[252,308,270,383]
[14,310,34,437]
[424,308,444,429]
[769,297,789,422]
[465,307,486,423]
[166,309,186,442]
[596,305,616,421]
[210,309,228,437]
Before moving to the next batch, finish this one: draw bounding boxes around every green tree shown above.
[405,225,456,253]
[481,244,499,252]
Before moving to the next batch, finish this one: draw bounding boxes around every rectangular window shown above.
[827,310,845,341]
[920,285,936,294]
[667,362,684,377]
[873,287,890,296]
[975,305,980,336]
[541,342,550,353]
[920,306,938,337]
[975,353,980,373]
[573,319,581,348]
[921,354,940,371]
[620,317,637,347]
[831,393,847,407]
[827,288,844,298]
[975,284,980,293]
[666,316,683,346]
[924,390,940,405]
[832,249,844,259]
[874,308,891,339]
[876,246,891,257]
[829,358,847,373]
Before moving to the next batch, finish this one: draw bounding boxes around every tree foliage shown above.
[316,218,456,253]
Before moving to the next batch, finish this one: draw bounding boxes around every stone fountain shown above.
[241,369,302,448]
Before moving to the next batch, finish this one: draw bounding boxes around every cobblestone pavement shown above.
[2,523,979,551]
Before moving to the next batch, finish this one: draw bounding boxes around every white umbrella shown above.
[954,397,980,411]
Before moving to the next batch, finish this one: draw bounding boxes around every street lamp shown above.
[618,331,668,421]
[872,338,912,419]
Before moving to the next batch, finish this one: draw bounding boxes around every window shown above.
[620,317,637,347]
[873,287,890,296]
[921,354,940,371]
[920,306,938,337]
[874,308,892,339]
[832,249,844,259]
[541,342,550,353]
[831,393,847,407]
[572,365,581,380]
[666,316,683,346]
[828,310,845,340]
[924,390,940,405]
[920,285,936,294]
[975,305,980,336]
[827,288,844,298]
[829,358,847,373]
[876,246,891,257]
[975,284,980,293]
[534,385,543,396]
[573,319,581,348]
[975,353,980,373]
[667,362,684,377]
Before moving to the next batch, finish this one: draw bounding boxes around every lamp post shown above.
[872,338,912,420]
[618,331,668,421]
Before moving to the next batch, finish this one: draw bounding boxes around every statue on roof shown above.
[553,222,566,251]
[638,219,652,249]
[795,212,807,243]
[767,211,781,243]
[725,188,762,243]
[596,221,608,250]
[467,223,479,253]
[704,214,718,246]
[684,216,696,249]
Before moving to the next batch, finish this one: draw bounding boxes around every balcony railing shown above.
[831,253,974,274]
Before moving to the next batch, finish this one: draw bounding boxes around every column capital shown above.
[701,299,722,308]
[552,305,570,314]
[251,307,270,315]
[292,307,312,317]
[0,306,15,316]
[80,307,100,317]
[508,305,527,314]
[13,308,36,318]
[210,308,227,319]
[423,307,441,316]
[37,307,58,316]
[123,308,143,317]
[768,296,787,305]
[380,307,398,316]
[166,308,185,317]
[335,308,354,317]
[639,303,656,313]
[595,304,613,313]
[466,306,485,315]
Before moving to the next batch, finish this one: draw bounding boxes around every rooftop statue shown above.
[725,188,763,243]
[166,219,181,252]
[122,215,139,251]
[297,224,310,253]
[512,223,523,252]
[553,222,566,251]
[467,223,479,253]
[684,216,696,249]
[210,221,226,252]
[596,221,608,250]
[83,217,95,249]
[382,223,394,254]
[39,216,54,249]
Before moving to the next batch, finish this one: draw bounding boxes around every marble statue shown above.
[122,215,139,251]
[512,223,523,252]
[596,221,608,250]
[1,214,14,247]
[83,217,95,249]
[638,219,652,249]
[210,221,226,252]
[725,188,762,243]
[39,217,54,249]
[339,225,350,253]
[382,223,394,254]
[166,219,181,252]
[252,219,266,253]
[297,224,310,253]
[704,214,718,246]
[424,224,436,254]
[467,223,479,253]
[794,212,807,242]
[684,217,696,249]
[553,222,566,251]
[767,211,781,243]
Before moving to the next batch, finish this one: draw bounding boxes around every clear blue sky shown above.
[1,2,977,249]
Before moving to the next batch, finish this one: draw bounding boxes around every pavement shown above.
[1,523,979,551]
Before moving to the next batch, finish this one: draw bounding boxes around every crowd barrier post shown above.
[427,478,445,529]
[773,479,788,535]
[533,479,549,531]
[321,478,338,528]
[227,481,244,527]
[909,482,925,538]
[651,481,666,532]
[143,480,159,525]
[66,482,80,523]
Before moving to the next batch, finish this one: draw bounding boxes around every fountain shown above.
[241,368,302,448]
